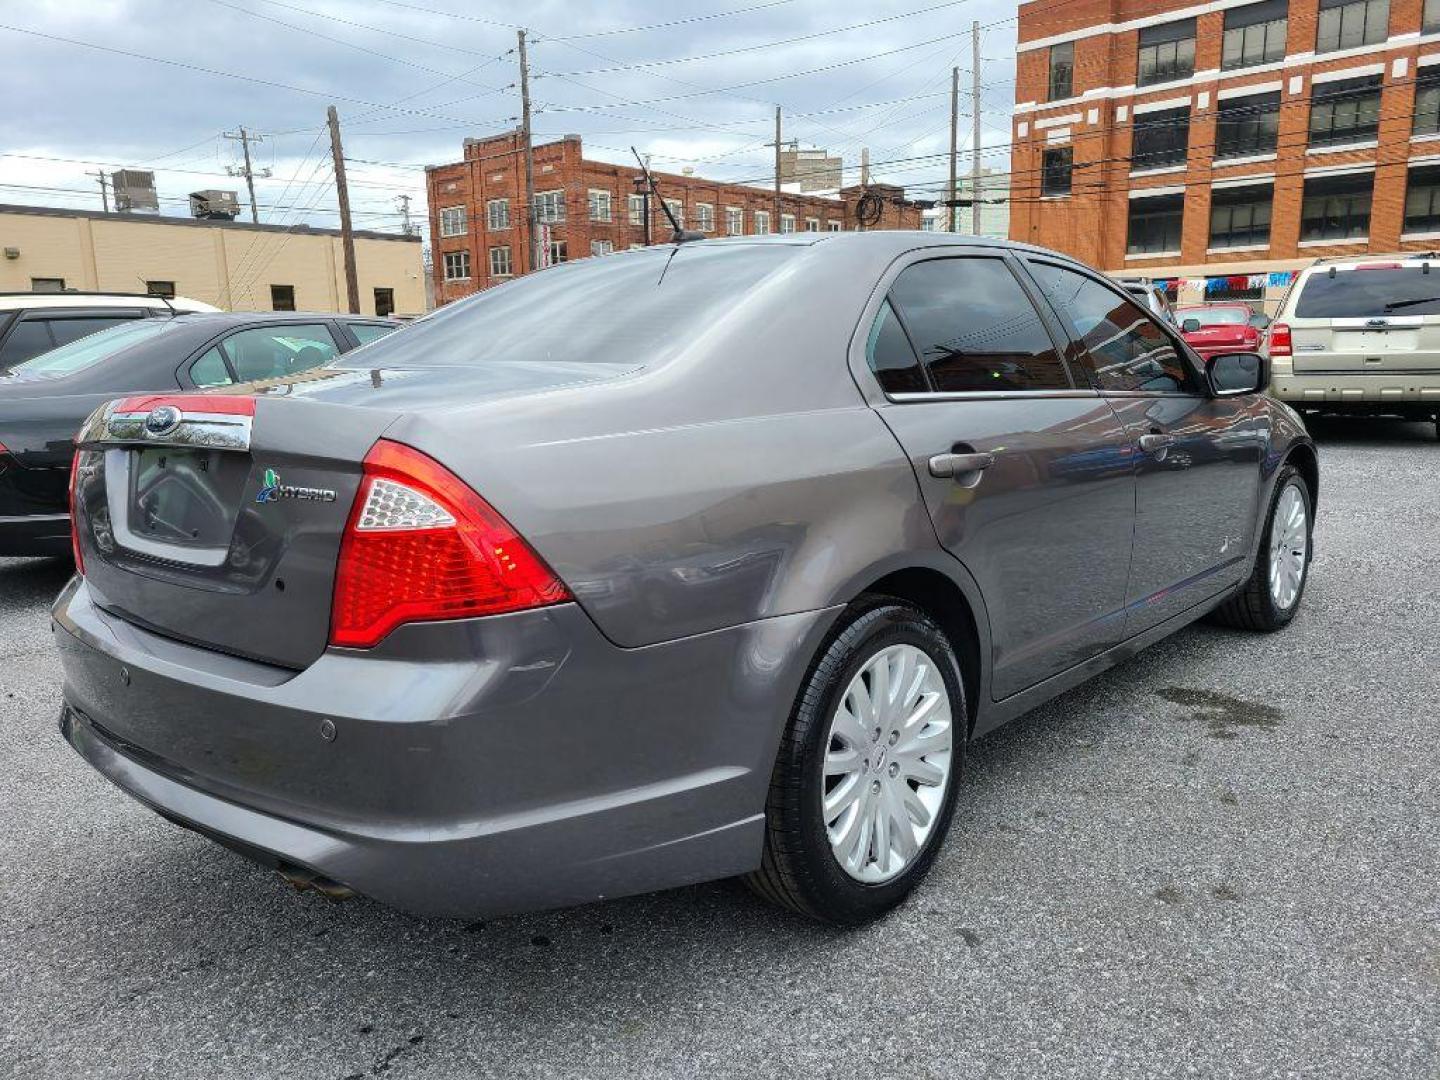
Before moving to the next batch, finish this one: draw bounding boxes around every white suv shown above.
[0,291,217,372]
[1268,256,1440,437]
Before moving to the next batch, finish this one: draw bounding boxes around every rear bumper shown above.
[52,577,838,918]
[0,512,70,558]
[1272,369,1440,413]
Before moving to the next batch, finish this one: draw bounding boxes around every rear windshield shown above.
[339,244,799,369]
[9,318,178,378]
[1294,267,1440,318]
[1177,307,1248,325]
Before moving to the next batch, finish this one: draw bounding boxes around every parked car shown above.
[0,311,398,557]
[1113,276,1177,326]
[0,291,218,373]
[1176,303,1268,358]
[54,234,1316,926]
[1267,255,1440,437]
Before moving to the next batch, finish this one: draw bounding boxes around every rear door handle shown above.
[1139,433,1176,453]
[928,451,995,479]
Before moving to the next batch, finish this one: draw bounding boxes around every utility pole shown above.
[860,147,870,186]
[518,29,538,273]
[224,127,271,224]
[87,170,109,213]
[326,106,360,314]
[773,105,782,230]
[971,20,983,237]
[395,193,415,236]
[947,66,959,232]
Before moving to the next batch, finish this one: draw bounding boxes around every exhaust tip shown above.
[278,864,356,901]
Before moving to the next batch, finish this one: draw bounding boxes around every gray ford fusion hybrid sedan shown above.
[54,233,1317,925]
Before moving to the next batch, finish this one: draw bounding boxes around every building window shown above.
[1309,75,1382,147]
[1316,0,1389,53]
[1222,1,1288,70]
[1415,67,1440,136]
[1427,0,1440,32]
[1210,184,1273,249]
[1127,193,1185,254]
[443,251,470,280]
[486,199,509,230]
[804,217,820,232]
[1132,107,1191,169]
[753,210,771,234]
[534,190,566,223]
[695,203,715,232]
[547,240,568,265]
[1137,19,1196,87]
[373,287,395,317]
[628,193,646,226]
[270,284,296,311]
[827,220,843,231]
[1300,172,1374,241]
[590,239,614,256]
[1404,165,1440,234]
[1208,282,1265,303]
[1047,41,1074,101]
[780,213,796,233]
[489,246,512,277]
[1216,91,1281,158]
[145,280,175,299]
[588,189,612,222]
[1041,147,1073,196]
[725,206,743,235]
[439,205,467,237]
[30,277,64,292]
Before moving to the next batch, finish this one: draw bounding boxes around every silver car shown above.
[54,234,1317,925]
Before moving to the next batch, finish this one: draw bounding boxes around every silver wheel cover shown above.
[823,643,954,884]
[1269,482,1308,612]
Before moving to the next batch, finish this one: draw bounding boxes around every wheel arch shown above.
[1285,440,1319,513]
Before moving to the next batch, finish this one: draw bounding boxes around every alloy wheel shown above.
[1269,482,1308,611]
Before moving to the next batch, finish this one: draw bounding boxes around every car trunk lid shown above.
[1288,262,1440,373]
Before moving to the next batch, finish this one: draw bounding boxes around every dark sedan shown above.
[0,311,397,556]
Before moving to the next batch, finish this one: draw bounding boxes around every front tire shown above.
[745,601,966,925]
[1210,464,1312,631]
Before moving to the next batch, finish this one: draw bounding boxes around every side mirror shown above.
[1181,317,1201,333]
[1207,351,1266,396]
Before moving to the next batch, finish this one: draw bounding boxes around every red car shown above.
[1175,304,1267,358]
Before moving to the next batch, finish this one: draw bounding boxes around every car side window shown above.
[347,321,397,346]
[47,316,139,348]
[888,257,1071,392]
[220,324,340,383]
[1027,261,1196,394]
[865,299,927,394]
[189,346,234,388]
[0,319,55,367]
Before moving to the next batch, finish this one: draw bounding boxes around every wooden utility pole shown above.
[773,105,782,230]
[326,106,360,314]
[87,170,109,213]
[518,29,538,272]
[860,147,870,186]
[971,21,983,236]
[224,127,271,224]
[947,66,959,232]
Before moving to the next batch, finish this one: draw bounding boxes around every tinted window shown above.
[865,300,925,394]
[889,258,1069,392]
[347,322,397,346]
[0,319,55,368]
[344,245,796,371]
[47,315,139,348]
[1294,266,1440,317]
[8,319,178,379]
[1027,262,1194,394]
[189,346,233,388]
[222,324,340,383]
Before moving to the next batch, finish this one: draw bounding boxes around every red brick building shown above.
[1010,0,1440,309]
[425,132,923,304]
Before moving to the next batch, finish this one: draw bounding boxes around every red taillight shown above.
[1269,322,1292,357]
[113,394,256,416]
[330,439,571,648]
[68,450,85,574]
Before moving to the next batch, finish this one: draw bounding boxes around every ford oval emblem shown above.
[144,405,182,437]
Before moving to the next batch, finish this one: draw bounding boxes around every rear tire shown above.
[1210,464,1312,632]
[745,601,966,925]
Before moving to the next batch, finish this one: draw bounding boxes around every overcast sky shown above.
[0,0,1020,243]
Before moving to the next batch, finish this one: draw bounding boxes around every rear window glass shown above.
[1294,267,1440,317]
[340,244,797,369]
[1177,307,1248,325]
[9,318,178,378]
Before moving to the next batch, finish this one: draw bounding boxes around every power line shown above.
[546,0,800,41]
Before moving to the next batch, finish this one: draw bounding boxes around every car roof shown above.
[164,310,395,326]
[0,292,218,313]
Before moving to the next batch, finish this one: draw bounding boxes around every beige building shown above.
[0,203,426,317]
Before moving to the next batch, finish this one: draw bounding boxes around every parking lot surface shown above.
[2,418,1436,1080]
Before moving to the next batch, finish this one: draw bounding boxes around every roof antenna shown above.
[631,146,705,244]
[136,275,176,315]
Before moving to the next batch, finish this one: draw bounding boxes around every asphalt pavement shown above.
[2,416,1436,1080]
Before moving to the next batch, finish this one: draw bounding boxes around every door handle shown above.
[928,451,995,479]
[1138,433,1176,454]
